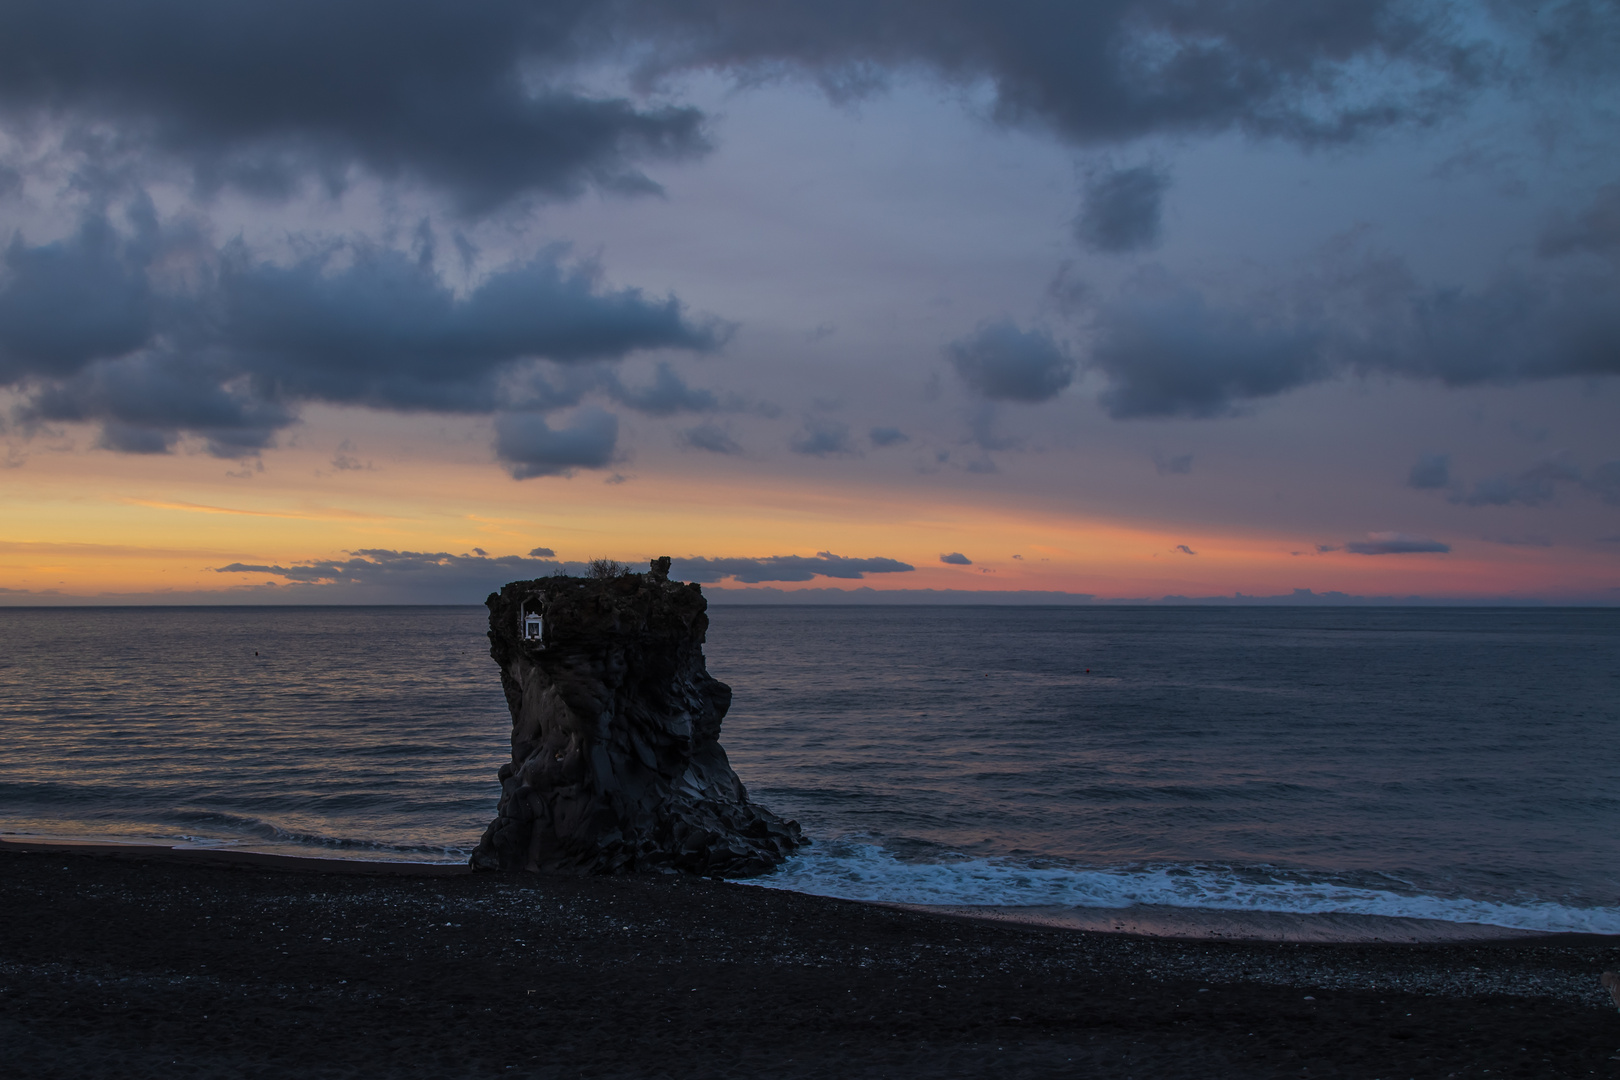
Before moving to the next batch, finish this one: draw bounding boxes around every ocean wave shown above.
[165,811,474,861]
[0,810,474,864]
[749,839,1620,935]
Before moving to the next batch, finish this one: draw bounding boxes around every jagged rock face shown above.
[470,559,806,877]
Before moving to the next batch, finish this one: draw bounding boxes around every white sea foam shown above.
[750,841,1620,936]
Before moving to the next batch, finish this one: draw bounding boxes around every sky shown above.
[1,0,1618,604]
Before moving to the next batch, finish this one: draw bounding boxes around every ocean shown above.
[2,605,1616,936]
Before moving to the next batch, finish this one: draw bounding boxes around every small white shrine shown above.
[520,601,544,644]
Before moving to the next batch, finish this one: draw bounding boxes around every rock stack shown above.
[470,557,806,876]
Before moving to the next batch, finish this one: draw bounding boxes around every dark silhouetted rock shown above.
[470,557,806,876]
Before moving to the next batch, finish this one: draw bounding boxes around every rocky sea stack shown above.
[470,557,806,876]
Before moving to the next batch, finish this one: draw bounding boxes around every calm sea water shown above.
[1,605,1617,933]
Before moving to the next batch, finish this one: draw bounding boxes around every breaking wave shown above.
[752,839,1620,936]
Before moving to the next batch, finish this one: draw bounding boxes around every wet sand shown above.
[3,840,1618,1078]
[889,904,1546,944]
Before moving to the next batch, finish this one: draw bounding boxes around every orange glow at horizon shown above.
[4,418,1614,603]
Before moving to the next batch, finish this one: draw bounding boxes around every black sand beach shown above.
[3,841,1618,1079]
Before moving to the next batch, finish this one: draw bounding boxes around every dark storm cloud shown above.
[1407,453,1451,490]
[97,422,172,455]
[606,362,720,415]
[1539,183,1620,258]
[7,1,1615,460]
[1453,451,1580,507]
[0,209,718,457]
[1076,165,1169,253]
[216,549,562,582]
[214,548,573,603]
[948,320,1075,403]
[26,353,297,458]
[1344,532,1450,555]
[493,408,619,479]
[1528,0,1620,74]
[208,547,912,600]
[619,0,1518,146]
[1587,461,1620,506]
[1089,289,1325,418]
[939,552,972,565]
[221,245,720,411]
[1380,270,1620,385]
[0,0,709,213]
[4,1,1609,221]
[680,421,743,455]
[1082,255,1620,418]
[790,418,856,456]
[670,552,914,583]
[0,213,159,382]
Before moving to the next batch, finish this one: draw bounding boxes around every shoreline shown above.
[4,838,1600,946]
[0,837,471,874]
[5,841,1619,1078]
[876,902,1555,944]
[5,837,1604,946]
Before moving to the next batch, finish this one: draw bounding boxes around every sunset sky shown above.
[2,0,1618,604]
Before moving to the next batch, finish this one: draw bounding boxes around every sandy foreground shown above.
[3,840,1618,1079]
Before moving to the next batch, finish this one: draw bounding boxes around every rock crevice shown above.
[471,557,805,876]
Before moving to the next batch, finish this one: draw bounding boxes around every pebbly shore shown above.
[3,841,1618,1079]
